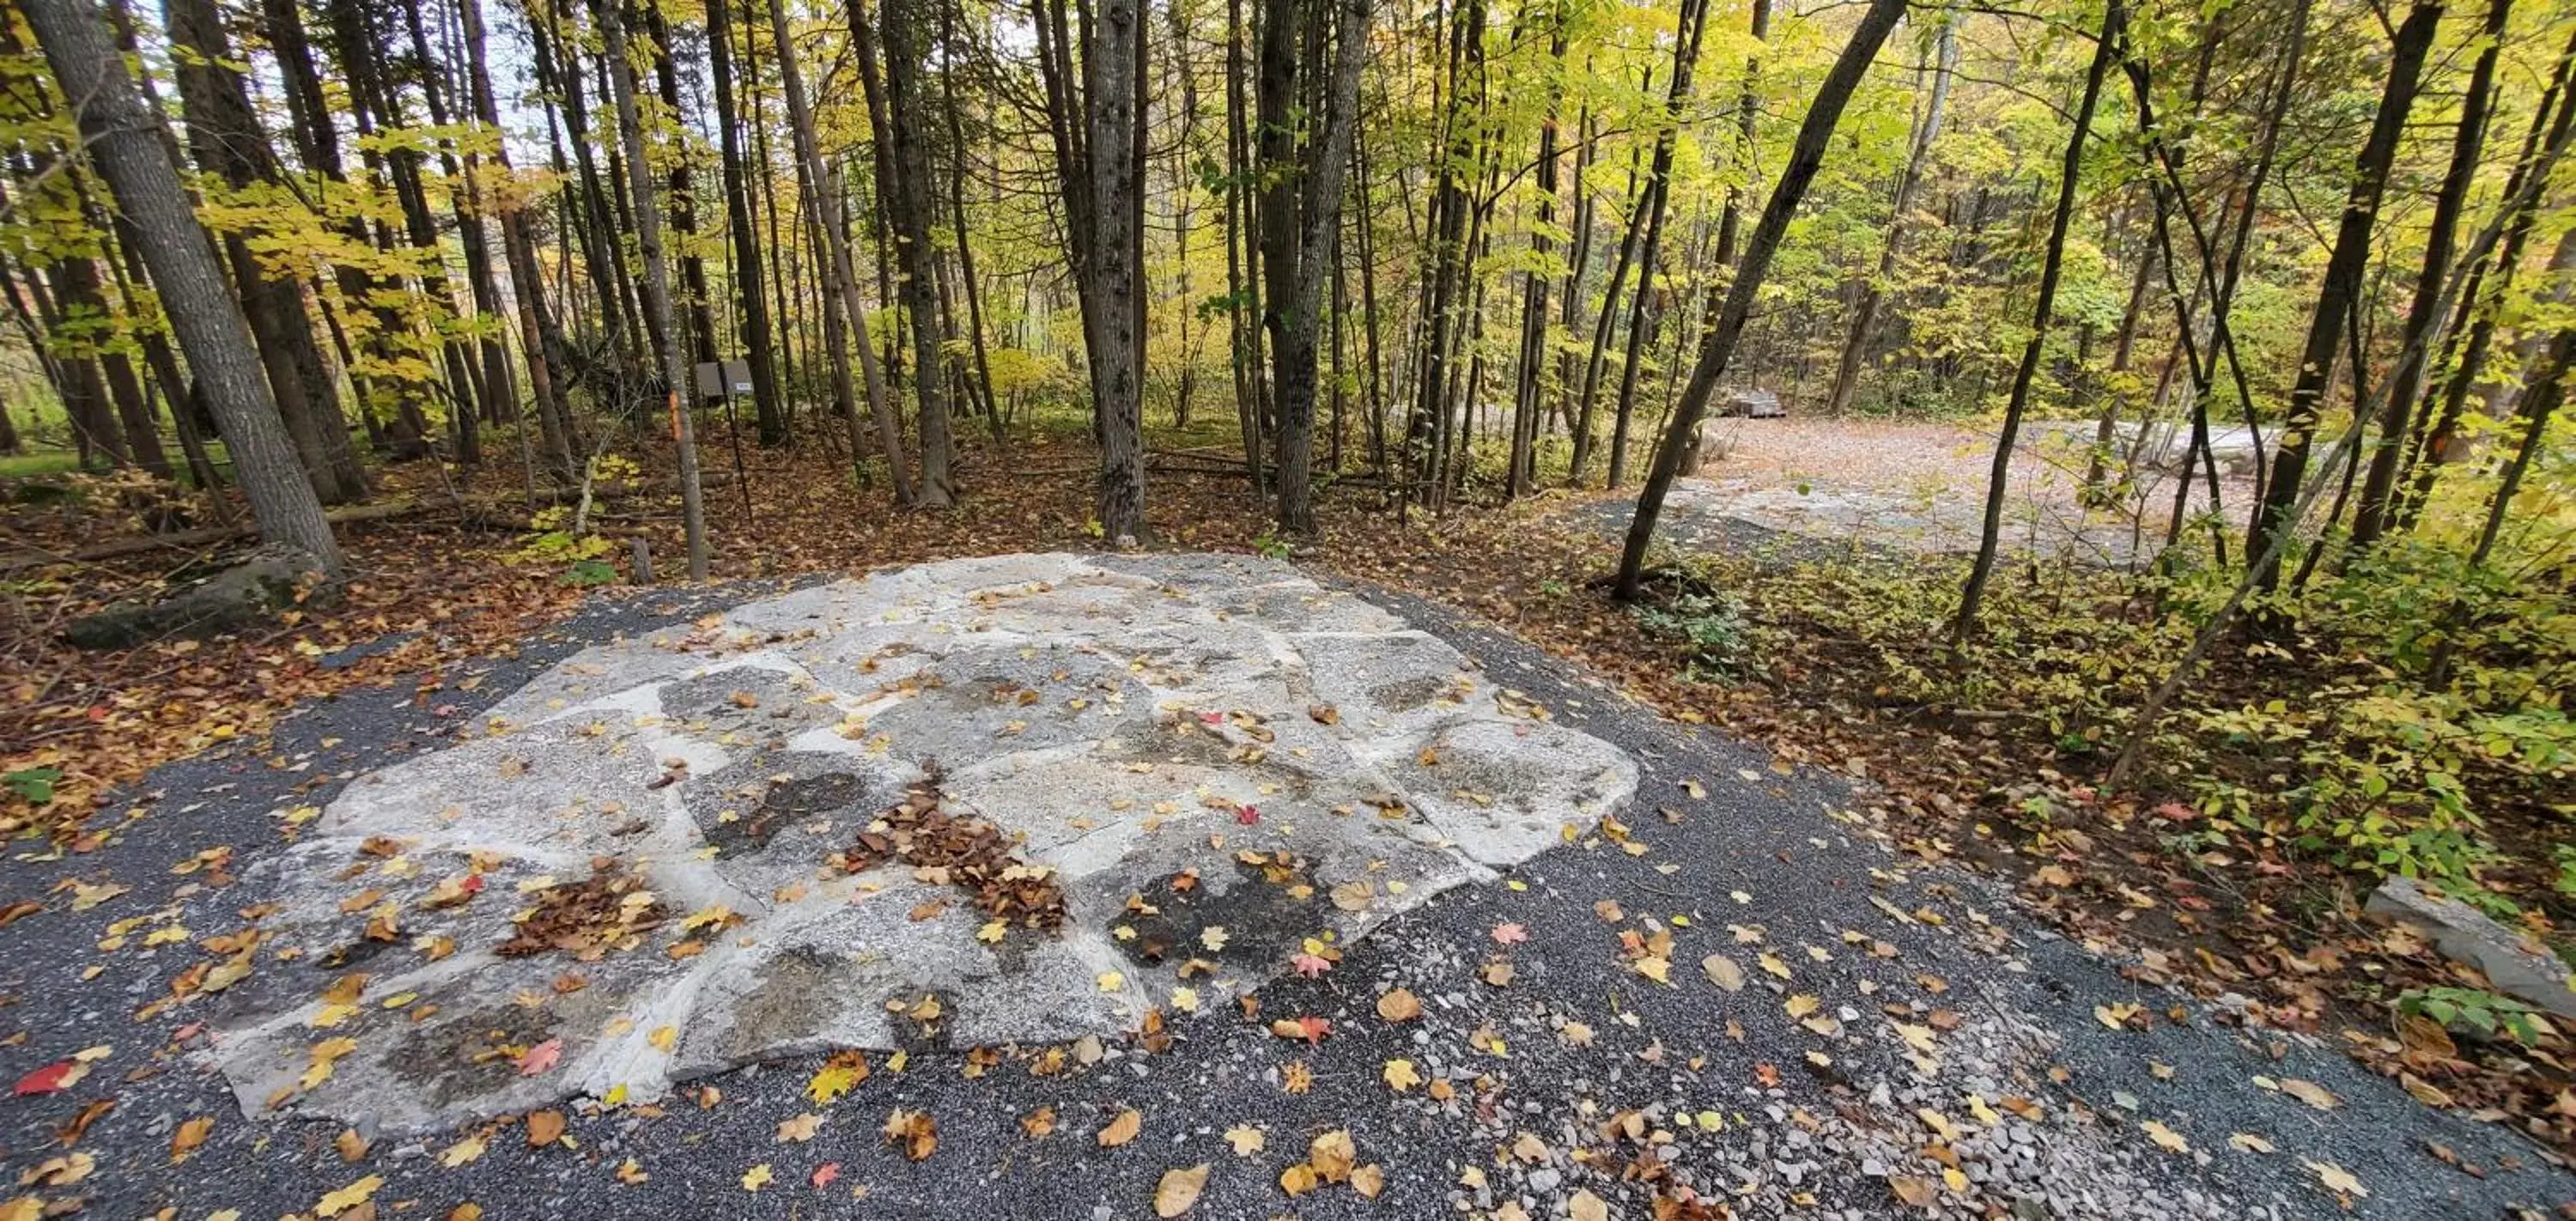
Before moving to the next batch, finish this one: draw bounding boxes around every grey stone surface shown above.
[2366,877,2576,1020]
[204,553,1636,1133]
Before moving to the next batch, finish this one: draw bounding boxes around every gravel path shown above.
[1,562,2564,1220]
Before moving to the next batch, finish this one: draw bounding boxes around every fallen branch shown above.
[0,481,675,571]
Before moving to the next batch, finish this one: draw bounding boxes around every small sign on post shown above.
[693,359,755,400]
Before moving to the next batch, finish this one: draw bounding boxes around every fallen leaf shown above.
[1153,1164,1210,1218]
[1382,1059,1421,1092]
[516,1038,562,1076]
[1375,988,1423,1022]
[2280,1078,2340,1111]
[775,1113,823,1143]
[1098,1109,1142,1147]
[1702,954,1745,991]
[315,1175,383,1218]
[525,1109,566,1147]
[2141,1119,2190,1154]
[1224,1125,1265,1156]
[2304,1159,2368,1200]
[170,1115,215,1163]
[740,1163,773,1193]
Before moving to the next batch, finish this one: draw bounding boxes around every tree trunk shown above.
[875,0,957,505]
[1823,17,1954,417]
[1263,0,1373,535]
[767,0,915,502]
[2350,0,2508,549]
[23,0,342,572]
[1614,0,1908,598]
[1088,0,1150,541]
[2248,0,2442,592]
[705,0,787,448]
[1953,0,2121,639]
[597,0,712,579]
[1607,0,1711,487]
[465,0,578,477]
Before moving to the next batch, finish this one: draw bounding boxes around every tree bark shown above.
[24,0,342,572]
[1262,0,1372,534]
[1953,0,2121,639]
[1614,0,1907,598]
[164,0,367,502]
[1823,17,1954,417]
[2350,0,2509,549]
[767,0,915,502]
[705,0,787,448]
[2248,0,2442,592]
[597,0,712,578]
[875,0,957,505]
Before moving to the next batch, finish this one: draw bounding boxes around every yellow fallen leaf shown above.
[2304,1159,2368,1200]
[440,1132,488,1167]
[1382,1059,1422,1092]
[740,1163,773,1192]
[1224,1125,1265,1156]
[314,1174,382,1218]
[1098,1108,1143,1147]
[1152,1163,1210,1218]
[2141,1119,2190,1154]
[775,1113,823,1142]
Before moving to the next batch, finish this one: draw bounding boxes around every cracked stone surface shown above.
[207,553,1636,1133]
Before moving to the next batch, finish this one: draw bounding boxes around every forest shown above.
[1,0,2573,1162]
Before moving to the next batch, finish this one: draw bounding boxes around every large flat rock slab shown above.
[207,553,1635,1133]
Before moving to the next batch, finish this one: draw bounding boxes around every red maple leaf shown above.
[14,1060,77,1096]
[1291,952,1332,977]
[1235,805,1260,826]
[811,1163,842,1189]
[1491,922,1529,945]
[1293,1015,1331,1044]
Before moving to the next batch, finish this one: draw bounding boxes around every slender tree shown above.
[1615,0,1909,598]
[597,0,712,578]
[1954,0,2122,639]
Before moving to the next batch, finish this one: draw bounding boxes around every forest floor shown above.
[1,423,2568,1218]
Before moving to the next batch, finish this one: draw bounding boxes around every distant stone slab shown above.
[211,553,1636,1133]
[2366,877,2576,1022]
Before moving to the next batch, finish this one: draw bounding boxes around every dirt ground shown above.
[1634,416,2260,564]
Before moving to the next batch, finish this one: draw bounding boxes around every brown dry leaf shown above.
[2280,1078,2340,1111]
[333,1127,369,1162]
[775,1113,823,1143]
[1224,1125,1265,1155]
[525,1109,566,1148]
[1279,1163,1320,1195]
[1891,1175,1939,1206]
[1702,954,1745,991]
[1375,988,1423,1022]
[169,1115,213,1163]
[1152,1163,1211,1218]
[1570,1188,1609,1221]
[1098,1108,1143,1147]
[1020,1106,1058,1138]
[882,1109,939,1161]
[2141,1119,2190,1154]
[1350,1163,1384,1200]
